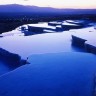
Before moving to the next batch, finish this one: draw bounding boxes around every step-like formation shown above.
[72,29,96,54]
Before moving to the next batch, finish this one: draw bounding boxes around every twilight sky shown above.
[0,0,96,9]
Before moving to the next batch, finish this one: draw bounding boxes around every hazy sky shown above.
[0,0,96,9]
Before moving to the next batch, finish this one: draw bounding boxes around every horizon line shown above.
[0,4,96,9]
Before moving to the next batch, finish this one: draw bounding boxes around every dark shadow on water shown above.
[0,48,27,72]
[71,44,86,52]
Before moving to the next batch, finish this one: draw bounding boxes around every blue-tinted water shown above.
[0,20,96,96]
[0,21,95,75]
[0,52,96,96]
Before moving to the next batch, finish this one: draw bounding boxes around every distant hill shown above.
[0,4,96,14]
